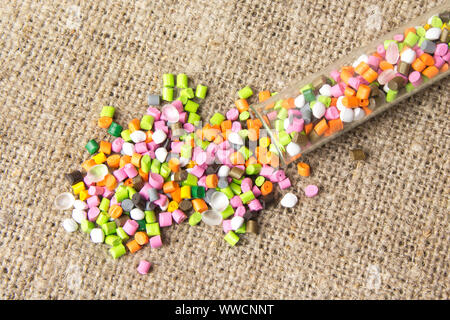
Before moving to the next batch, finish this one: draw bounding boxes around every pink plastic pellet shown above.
[248,199,263,211]
[234,206,246,217]
[123,220,139,236]
[230,195,243,208]
[226,108,239,121]
[222,219,232,233]
[252,185,262,197]
[111,138,124,153]
[88,186,104,196]
[150,235,162,249]
[159,212,172,227]
[113,168,128,182]
[278,178,292,190]
[260,165,275,178]
[179,112,187,124]
[325,106,340,120]
[172,209,187,224]
[172,100,184,113]
[146,107,161,120]
[231,121,242,132]
[86,195,100,208]
[134,141,148,154]
[183,122,194,132]
[241,178,253,193]
[139,183,152,200]
[137,260,151,275]
[124,163,138,178]
[305,185,319,198]
[102,188,114,199]
[330,70,341,82]
[87,207,100,222]
[83,174,95,187]
[409,71,423,87]
[149,173,164,189]
[330,84,344,97]
[154,194,168,208]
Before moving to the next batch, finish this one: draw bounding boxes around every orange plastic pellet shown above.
[440,63,449,73]
[145,130,153,143]
[361,68,378,83]
[131,153,142,168]
[230,151,245,165]
[260,181,273,196]
[379,60,394,70]
[355,61,370,75]
[259,90,271,102]
[163,181,179,194]
[419,53,435,66]
[192,199,208,213]
[404,27,416,37]
[330,97,337,107]
[138,168,148,182]
[119,155,131,168]
[358,98,369,107]
[235,98,249,113]
[126,240,142,253]
[304,122,313,135]
[342,96,359,108]
[99,141,112,155]
[411,58,426,72]
[213,134,224,145]
[269,153,279,168]
[109,205,123,219]
[339,69,353,84]
[422,66,439,79]
[168,158,180,173]
[356,84,371,100]
[171,188,181,203]
[81,159,97,172]
[128,118,141,132]
[106,154,121,169]
[135,232,149,245]
[314,118,329,136]
[328,118,344,134]
[221,120,232,133]
[98,116,113,129]
[344,86,356,97]
[205,174,218,188]
[247,128,259,141]
[297,162,310,177]
[123,178,133,187]
[282,98,295,109]
[104,174,118,191]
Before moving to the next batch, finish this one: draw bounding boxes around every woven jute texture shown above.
[0,0,448,300]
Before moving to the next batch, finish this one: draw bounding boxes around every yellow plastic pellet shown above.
[72,181,85,195]
[259,137,270,148]
[79,189,91,201]
[180,186,191,199]
[186,160,196,169]
[167,201,179,212]
[93,152,107,164]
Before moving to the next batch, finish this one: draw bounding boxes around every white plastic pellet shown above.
[425,27,441,41]
[62,218,78,233]
[400,48,416,64]
[130,130,147,143]
[312,101,326,119]
[427,15,437,24]
[122,142,135,156]
[280,193,298,208]
[90,228,105,243]
[336,96,346,111]
[72,209,87,224]
[201,210,223,226]
[210,191,229,212]
[340,107,354,123]
[294,94,305,108]
[352,54,369,68]
[230,216,244,231]
[73,199,88,210]
[87,164,108,183]
[217,165,230,178]
[155,147,168,163]
[130,208,145,221]
[353,108,365,121]
[319,84,332,97]
[286,142,301,157]
[227,132,244,145]
[54,192,75,210]
[162,104,180,123]
[152,130,167,144]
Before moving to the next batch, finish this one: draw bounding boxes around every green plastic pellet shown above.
[221,205,234,219]
[102,221,117,236]
[405,82,415,92]
[85,139,99,155]
[160,162,171,179]
[277,108,288,120]
[145,210,156,223]
[274,100,283,110]
[239,111,250,121]
[146,222,161,236]
[81,219,95,233]
[180,144,193,159]
[229,182,242,195]
[115,185,129,202]
[303,89,316,102]
[100,106,115,118]
[189,211,202,226]
[275,120,284,132]
[178,95,189,105]
[383,39,397,50]
[255,176,265,187]
[136,219,146,231]
[99,197,110,212]
[195,84,208,99]
[246,163,261,175]
[220,187,235,199]
[109,244,126,259]
[188,112,201,126]
[240,191,255,204]
[318,95,331,107]
[386,89,398,102]
[238,86,253,99]
[300,84,313,93]
[176,74,188,89]
[105,235,122,246]
[108,122,123,137]
[180,88,195,99]
[116,227,129,241]
[210,113,225,126]
[127,186,137,199]
[224,231,239,246]
[121,129,132,142]
[140,115,154,131]
[151,159,161,174]
[238,146,252,160]
[182,173,198,187]
[238,129,249,139]
[191,186,205,198]
[416,26,426,38]
[141,154,151,173]
[278,131,291,146]
[199,139,210,150]
[431,16,443,28]
[163,73,175,87]
[96,212,110,226]
[235,222,246,234]
[398,42,405,52]
[232,177,243,185]
[417,37,425,47]
[162,87,174,101]
[185,100,199,113]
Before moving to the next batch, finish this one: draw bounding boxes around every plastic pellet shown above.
[195,84,208,99]
[224,231,239,246]
[246,220,258,234]
[238,86,253,99]
[90,228,105,243]
[202,210,223,226]
[350,149,366,160]
[148,94,160,106]
[137,260,152,274]
[280,193,298,208]
[85,139,99,155]
[109,244,126,259]
[177,74,188,89]
[210,191,229,212]
[162,87,174,101]
[54,192,75,210]
[163,73,175,87]
[62,218,78,233]
[304,185,319,198]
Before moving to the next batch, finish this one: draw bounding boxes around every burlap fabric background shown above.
[0,0,448,300]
